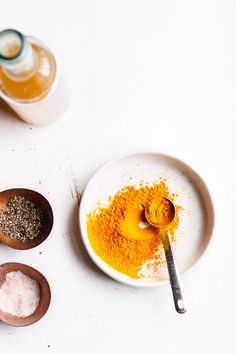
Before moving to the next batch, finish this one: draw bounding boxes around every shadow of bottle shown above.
[0,97,23,124]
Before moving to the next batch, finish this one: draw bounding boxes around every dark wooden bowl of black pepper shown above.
[0,189,53,250]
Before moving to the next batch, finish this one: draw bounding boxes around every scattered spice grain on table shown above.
[87,180,181,279]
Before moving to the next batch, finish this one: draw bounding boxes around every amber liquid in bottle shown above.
[0,43,56,102]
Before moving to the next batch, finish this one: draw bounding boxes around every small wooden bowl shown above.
[0,189,53,250]
[0,262,51,326]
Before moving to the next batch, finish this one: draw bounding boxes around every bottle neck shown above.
[0,29,37,78]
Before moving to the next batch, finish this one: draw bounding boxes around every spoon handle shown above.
[162,230,187,314]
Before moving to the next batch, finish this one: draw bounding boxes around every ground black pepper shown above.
[0,196,43,243]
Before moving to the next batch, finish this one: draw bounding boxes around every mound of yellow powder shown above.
[87,181,180,279]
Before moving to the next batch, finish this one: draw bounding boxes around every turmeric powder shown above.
[87,181,180,279]
[145,197,175,227]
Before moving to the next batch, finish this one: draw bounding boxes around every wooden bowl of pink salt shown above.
[0,262,51,326]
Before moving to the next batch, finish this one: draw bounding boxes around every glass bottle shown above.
[0,29,70,125]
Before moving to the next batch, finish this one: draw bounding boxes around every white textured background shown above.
[0,1,235,353]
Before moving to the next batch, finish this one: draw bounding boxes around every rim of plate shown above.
[79,151,215,287]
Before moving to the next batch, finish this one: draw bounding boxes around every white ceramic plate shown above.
[79,152,214,287]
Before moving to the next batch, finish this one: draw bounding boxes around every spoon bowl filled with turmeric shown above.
[145,197,175,228]
[79,152,214,287]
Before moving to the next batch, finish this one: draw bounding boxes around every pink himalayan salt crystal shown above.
[0,271,40,318]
